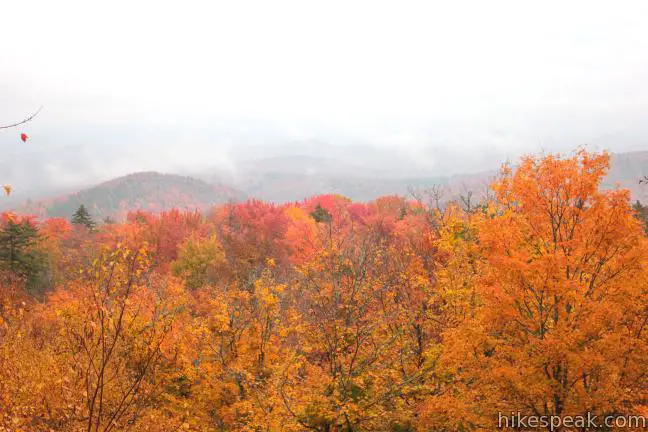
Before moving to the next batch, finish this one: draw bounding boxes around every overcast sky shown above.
[2,0,648,190]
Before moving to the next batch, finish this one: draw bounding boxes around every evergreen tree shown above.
[632,200,648,234]
[0,218,44,291]
[71,204,96,230]
[309,204,332,223]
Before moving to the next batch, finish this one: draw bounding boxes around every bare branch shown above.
[0,106,43,130]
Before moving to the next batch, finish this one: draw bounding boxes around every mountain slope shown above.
[603,151,648,200]
[200,151,648,203]
[15,172,244,220]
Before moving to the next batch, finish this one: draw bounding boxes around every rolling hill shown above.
[14,172,245,221]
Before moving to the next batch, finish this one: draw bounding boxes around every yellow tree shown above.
[172,234,227,290]
[182,259,297,431]
[47,243,186,431]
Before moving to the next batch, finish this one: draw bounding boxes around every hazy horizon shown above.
[3,0,648,198]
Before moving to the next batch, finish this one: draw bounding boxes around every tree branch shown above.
[0,106,43,130]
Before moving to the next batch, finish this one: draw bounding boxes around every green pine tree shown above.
[0,218,45,292]
[310,204,332,223]
[71,204,96,230]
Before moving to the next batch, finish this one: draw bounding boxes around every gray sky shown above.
[2,0,648,192]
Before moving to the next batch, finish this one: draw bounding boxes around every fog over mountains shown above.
[3,1,648,214]
[4,121,648,207]
[5,143,648,220]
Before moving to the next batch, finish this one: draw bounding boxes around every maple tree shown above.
[172,234,226,290]
[419,150,648,430]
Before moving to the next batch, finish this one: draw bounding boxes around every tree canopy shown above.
[0,149,646,431]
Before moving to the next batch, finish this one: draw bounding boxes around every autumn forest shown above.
[0,149,645,431]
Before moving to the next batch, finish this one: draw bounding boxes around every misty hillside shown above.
[604,151,648,199]
[226,154,450,203]
[199,150,648,203]
[14,172,244,220]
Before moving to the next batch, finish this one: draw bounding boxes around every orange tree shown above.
[420,150,648,430]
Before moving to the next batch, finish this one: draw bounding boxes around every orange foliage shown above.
[0,149,645,431]
[419,150,648,430]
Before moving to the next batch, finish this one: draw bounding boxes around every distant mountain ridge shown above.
[200,150,648,203]
[9,150,648,220]
[14,172,244,220]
